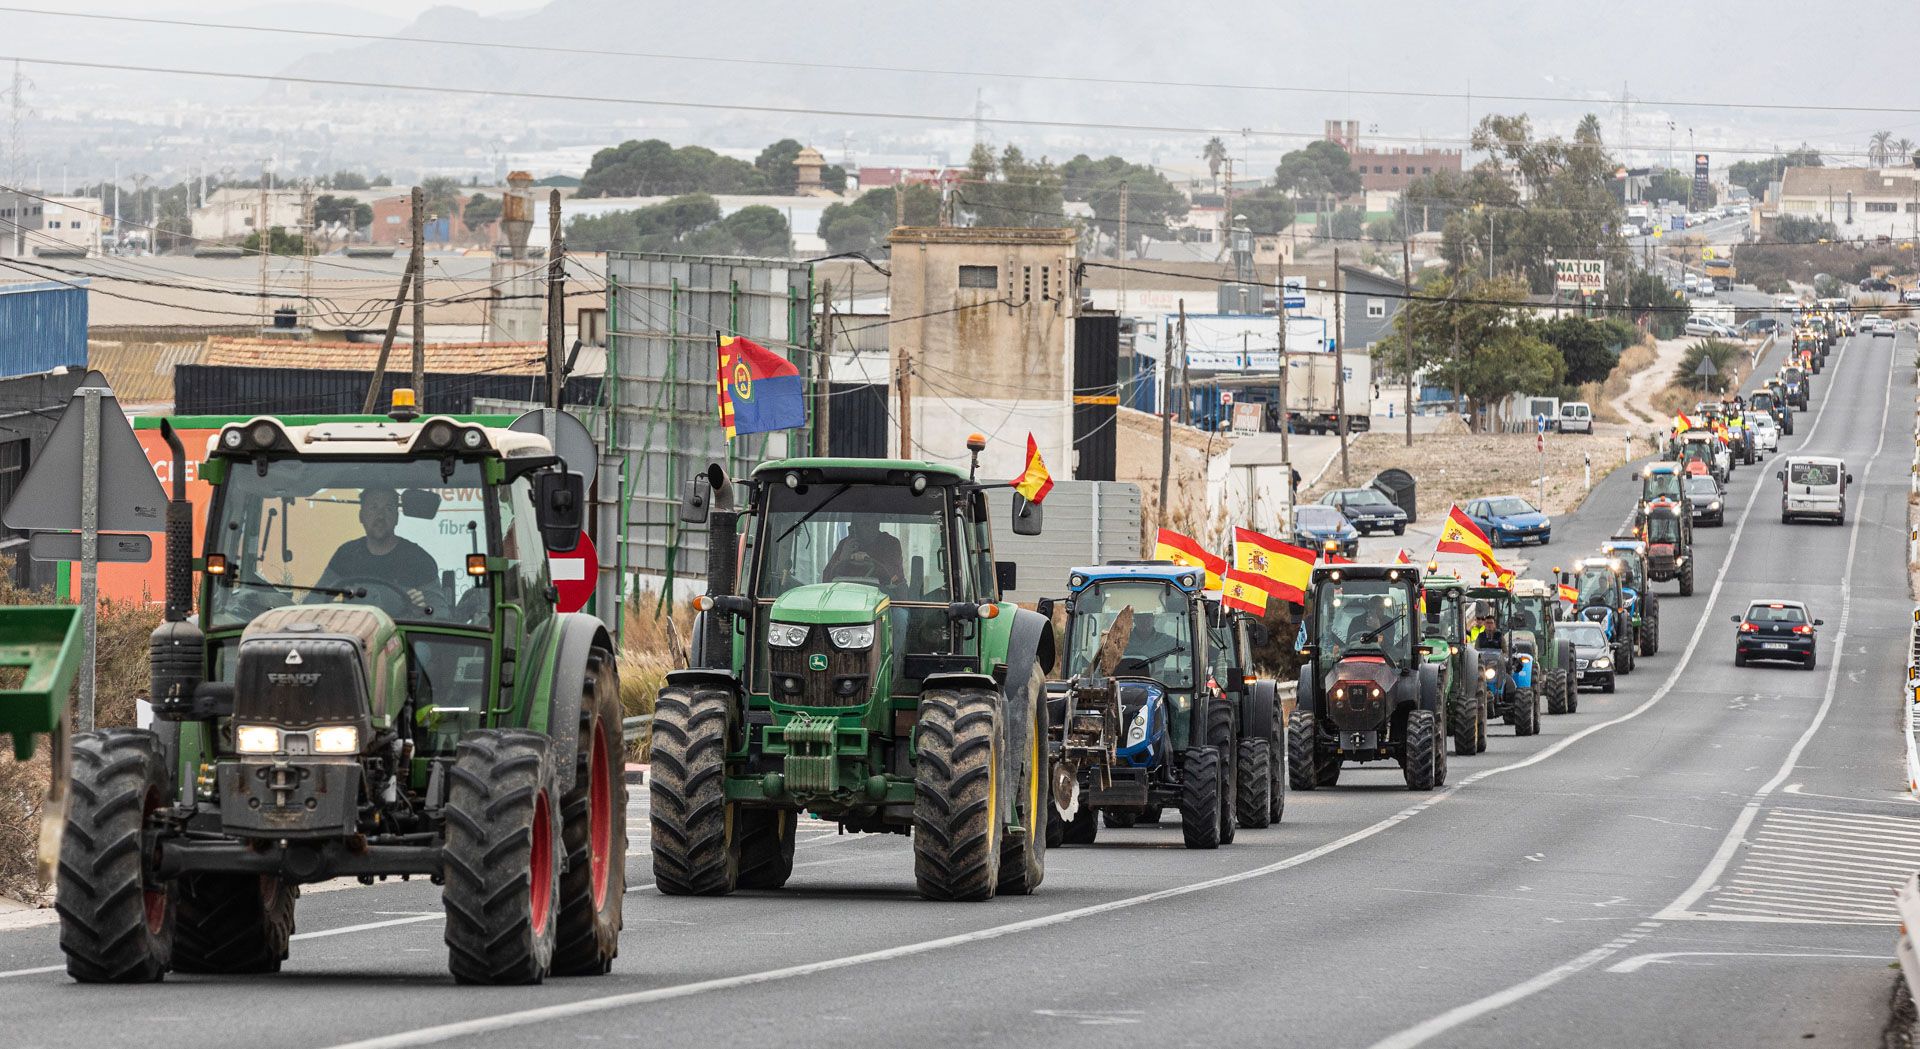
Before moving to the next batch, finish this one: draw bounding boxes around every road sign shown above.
[1220,390,1234,406]
[549,530,598,613]
[509,408,598,480]
[3,371,164,535]
[1535,413,1549,434]
[1283,277,1306,309]
[29,533,151,564]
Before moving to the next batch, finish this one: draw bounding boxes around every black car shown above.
[1321,487,1408,536]
[1289,504,1361,560]
[1732,600,1821,669]
[1684,474,1725,526]
[1562,620,1615,693]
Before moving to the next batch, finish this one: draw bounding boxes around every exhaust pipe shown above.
[150,419,205,720]
[703,465,738,671]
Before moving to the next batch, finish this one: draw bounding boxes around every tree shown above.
[1273,140,1362,200]
[956,144,1065,229]
[1231,186,1295,236]
[1775,215,1837,244]
[818,184,941,253]
[1203,136,1229,191]
[1626,271,1685,339]
[1061,155,1188,252]
[1448,113,1628,294]
[241,227,305,256]
[1382,272,1553,427]
[562,193,791,256]
[461,193,502,230]
[1328,207,1364,241]
[312,194,371,231]
[754,139,805,194]
[419,176,463,219]
[1870,131,1894,168]
[371,174,394,187]
[327,171,371,192]
[576,139,767,197]
[1534,316,1617,386]
[713,205,792,256]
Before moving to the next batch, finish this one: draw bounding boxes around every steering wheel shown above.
[827,550,900,587]
[331,576,446,619]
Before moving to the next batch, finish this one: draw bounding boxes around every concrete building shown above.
[0,193,102,257]
[1773,166,1920,240]
[887,226,1078,478]
[190,187,307,243]
[1324,119,1462,192]
[1338,263,1409,353]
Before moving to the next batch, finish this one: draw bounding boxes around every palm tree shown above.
[1203,137,1228,192]
[1869,131,1893,167]
[1897,138,1918,168]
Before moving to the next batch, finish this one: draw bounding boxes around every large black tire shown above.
[996,678,1048,896]
[1546,668,1568,715]
[1140,806,1165,825]
[57,730,174,983]
[1236,738,1273,829]
[1103,810,1139,829]
[733,810,797,890]
[1638,617,1657,658]
[1645,595,1661,656]
[1433,713,1449,787]
[171,875,297,974]
[1315,757,1343,787]
[1602,673,1616,694]
[1513,687,1539,737]
[552,646,626,974]
[913,686,1003,901]
[649,685,736,896]
[1206,697,1237,845]
[1475,685,1490,753]
[1267,731,1287,825]
[1804,650,1818,671]
[1402,711,1438,791]
[1061,806,1098,845]
[1179,747,1223,849]
[442,730,560,985]
[1286,710,1318,791]
[1451,688,1478,756]
[1680,560,1695,596]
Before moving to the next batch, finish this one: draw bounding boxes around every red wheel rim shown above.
[529,791,553,936]
[141,786,166,936]
[588,720,613,908]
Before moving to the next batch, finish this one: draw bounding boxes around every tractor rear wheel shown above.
[1207,697,1237,845]
[442,730,560,985]
[1402,711,1438,791]
[1450,689,1478,756]
[1513,687,1540,737]
[996,680,1048,896]
[1315,758,1343,787]
[1286,709,1318,791]
[56,730,174,983]
[1236,738,1273,829]
[733,810,797,890]
[913,686,1003,901]
[1267,725,1287,824]
[1638,619,1657,658]
[1433,716,1449,787]
[554,646,626,975]
[649,685,737,897]
[1179,747,1223,849]
[1062,806,1099,845]
[171,875,296,974]
[1140,806,1165,825]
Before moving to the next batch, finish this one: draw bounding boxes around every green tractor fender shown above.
[929,606,1055,829]
[526,612,617,794]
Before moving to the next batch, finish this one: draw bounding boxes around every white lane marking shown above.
[1780,783,1920,807]
[1605,950,1884,974]
[1364,333,1891,1049]
[0,964,62,979]
[291,913,443,941]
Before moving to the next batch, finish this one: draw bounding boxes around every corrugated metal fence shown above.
[0,281,88,379]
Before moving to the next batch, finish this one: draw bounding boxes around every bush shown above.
[1674,338,1743,395]
[1753,275,1792,295]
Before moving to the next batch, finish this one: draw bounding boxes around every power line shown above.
[4,6,1917,118]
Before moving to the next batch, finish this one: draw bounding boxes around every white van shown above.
[1557,401,1593,434]
[1777,455,1851,524]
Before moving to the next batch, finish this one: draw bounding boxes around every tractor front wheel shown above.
[913,686,1003,901]
[56,730,174,983]
[442,730,560,985]
[1546,669,1568,715]
[649,685,737,897]
[1179,747,1223,849]
[554,646,626,974]
[733,810,797,890]
[1402,711,1439,791]
[1236,738,1273,829]
[1207,697,1237,845]
[171,875,297,974]
[1680,561,1696,596]
[1062,806,1099,845]
[1513,688,1540,737]
[1286,710,1318,791]
[1451,691,1478,756]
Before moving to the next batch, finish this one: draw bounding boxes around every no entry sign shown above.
[549,530,598,613]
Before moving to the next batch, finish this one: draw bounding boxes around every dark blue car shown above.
[1289,505,1359,560]
[1464,495,1551,547]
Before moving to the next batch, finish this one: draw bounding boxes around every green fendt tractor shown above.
[54,400,623,985]
[1508,580,1575,716]
[656,445,1055,901]
[1419,573,1486,756]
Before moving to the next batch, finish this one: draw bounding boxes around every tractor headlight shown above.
[311,726,361,754]
[1592,656,1613,670]
[1482,667,1497,681]
[829,624,875,649]
[767,622,809,648]
[1125,707,1149,748]
[235,725,282,754]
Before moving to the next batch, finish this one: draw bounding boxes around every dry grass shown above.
[618,592,697,763]
[1304,430,1627,520]
[1598,336,1660,425]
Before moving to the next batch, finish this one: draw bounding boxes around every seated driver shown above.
[1473,610,1505,650]
[315,487,438,603]
[822,518,905,588]
[1338,597,1400,655]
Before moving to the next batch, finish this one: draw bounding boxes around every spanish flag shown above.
[1436,505,1498,573]
[1558,582,1578,604]
[1154,528,1225,590]
[1394,548,1413,565]
[1231,527,1314,604]
[1673,410,1695,433]
[1011,434,1054,505]
[1494,564,1516,589]
[1221,569,1270,615]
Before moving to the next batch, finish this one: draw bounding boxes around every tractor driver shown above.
[313,487,439,605]
[823,518,906,590]
[1335,594,1402,657]
[1473,607,1506,651]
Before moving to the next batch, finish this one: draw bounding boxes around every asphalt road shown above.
[0,329,1912,1049]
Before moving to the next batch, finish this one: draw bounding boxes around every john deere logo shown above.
[808,653,829,671]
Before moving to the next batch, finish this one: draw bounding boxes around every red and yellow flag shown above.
[1324,552,1355,565]
[1436,505,1498,573]
[718,343,738,439]
[1394,548,1413,565]
[1011,434,1054,504]
[1557,582,1578,604]
[1220,569,1270,616]
[1231,527,1314,604]
[1154,528,1225,590]
[1673,410,1695,433]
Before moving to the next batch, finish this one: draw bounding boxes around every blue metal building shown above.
[0,280,88,379]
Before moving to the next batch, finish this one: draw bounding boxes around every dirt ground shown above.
[1303,428,1629,520]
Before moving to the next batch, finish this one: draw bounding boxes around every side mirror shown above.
[1813,618,1825,626]
[1775,469,1784,480]
[1010,492,1043,536]
[1728,614,1741,622]
[995,560,1018,594]
[1846,473,1854,484]
[1036,597,1055,619]
[678,463,729,524]
[534,470,585,553]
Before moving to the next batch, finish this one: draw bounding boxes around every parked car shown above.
[1732,600,1821,669]
[1776,293,1802,309]
[1684,315,1737,338]
[1683,473,1726,526]
[1320,487,1408,536]
[1557,401,1593,434]
[1740,317,1784,337]
[1462,495,1551,547]
[1902,288,1920,305]
[1289,504,1360,560]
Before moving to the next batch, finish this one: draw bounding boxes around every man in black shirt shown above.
[315,487,439,606]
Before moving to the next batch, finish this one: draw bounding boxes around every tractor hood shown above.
[769,582,890,626]
[1324,655,1398,734]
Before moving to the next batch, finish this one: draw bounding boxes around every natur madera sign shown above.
[1554,258,1606,294]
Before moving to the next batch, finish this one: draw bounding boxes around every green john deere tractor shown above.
[1419,573,1486,756]
[656,448,1055,901]
[1508,579,1575,716]
[48,401,623,985]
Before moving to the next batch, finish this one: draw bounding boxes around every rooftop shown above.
[203,336,547,375]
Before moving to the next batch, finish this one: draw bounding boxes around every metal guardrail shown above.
[622,714,652,744]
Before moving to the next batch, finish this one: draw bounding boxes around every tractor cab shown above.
[1601,538,1660,658]
[1640,463,1685,515]
[1467,581,1540,737]
[1508,579,1573,716]
[1419,571,1485,754]
[1641,500,1696,595]
[1567,557,1638,673]
[1063,564,1209,755]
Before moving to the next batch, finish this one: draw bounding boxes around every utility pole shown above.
[361,252,417,413]
[546,190,564,410]
[1177,299,1190,426]
[256,162,270,330]
[409,185,426,397]
[299,180,314,330]
[895,349,913,457]
[1402,237,1414,447]
[1277,250,1289,468]
[1334,249,1349,484]
[817,279,833,455]
[1116,180,1129,316]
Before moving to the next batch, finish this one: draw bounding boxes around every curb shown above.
[624,763,648,787]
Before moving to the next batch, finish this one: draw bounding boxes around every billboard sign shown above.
[1692,153,1710,210]
[1553,259,1606,294]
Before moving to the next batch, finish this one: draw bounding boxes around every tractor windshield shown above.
[757,482,951,604]
[205,458,495,630]
[1647,514,1681,544]
[1644,472,1683,501]
[1317,578,1413,664]
[1066,581,1194,688]
[1511,599,1549,636]
[1575,565,1618,606]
